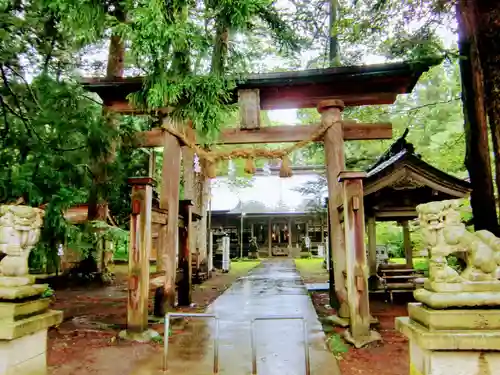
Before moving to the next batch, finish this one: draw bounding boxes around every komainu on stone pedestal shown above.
[0,204,63,375]
[415,199,500,308]
[0,205,45,277]
[396,199,500,375]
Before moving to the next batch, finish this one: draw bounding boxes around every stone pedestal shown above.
[0,277,63,375]
[397,303,500,375]
[397,199,500,375]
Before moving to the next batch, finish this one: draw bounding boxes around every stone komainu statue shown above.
[0,205,45,276]
[417,199,500,283]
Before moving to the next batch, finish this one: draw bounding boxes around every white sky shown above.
[211,173,322,211]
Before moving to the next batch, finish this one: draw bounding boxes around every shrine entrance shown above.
[84,60,435,348]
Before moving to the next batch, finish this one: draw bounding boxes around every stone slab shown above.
[408,302,500,331]
[424,280,500,293]
[396,316,500,351]
[134,259,342,375]
[0,330,47,367]
[0,310,62,340]
[0,276,36,287]
[414,288,500,309]
[0,284,48,301]
[4,352,46,375]
[408,334,500,375]
[0,299,50,322]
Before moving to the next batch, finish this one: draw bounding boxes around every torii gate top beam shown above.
[82,59,439,112]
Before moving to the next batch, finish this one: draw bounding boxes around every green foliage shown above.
[299,61,466,177]
[376,222,404,257]
[41,286,55,298]
[121,0,300,140]
[326,333,349,356]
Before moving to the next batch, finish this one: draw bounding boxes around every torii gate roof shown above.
[82,59,439,110]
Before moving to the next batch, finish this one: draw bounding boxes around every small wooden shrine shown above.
[364,131,471,274]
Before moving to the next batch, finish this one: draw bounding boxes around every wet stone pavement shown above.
[135,259,340,375]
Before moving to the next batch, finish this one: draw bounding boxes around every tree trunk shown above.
[475,0,500,216]
[88,2,126,223]
[456,0,499,235]
[85,2,127,275]
[211,22,229,75]
[329,0,341,67]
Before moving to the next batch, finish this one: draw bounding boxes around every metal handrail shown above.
[250,315,310,375]
[163,312,220,374]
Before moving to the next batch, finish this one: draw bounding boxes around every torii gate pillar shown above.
[119,177,158,342]
[319,100,349,319]
[320,100,381,348]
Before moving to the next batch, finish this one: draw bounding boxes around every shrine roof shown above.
[363,131,471,220]
[82,59,439,110]
[364,131,471,197]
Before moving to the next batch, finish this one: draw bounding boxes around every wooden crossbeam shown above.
[135,121,392,148]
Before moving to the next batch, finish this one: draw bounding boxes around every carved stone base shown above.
[0,285,48,301]
[396,316,500,375]
[0,299,62,375]
[342,329,381,349]
[408,303,500,331]
[424,280,500,293]
[0,276,48,301]
[0,329,49,375]
[414,288,500,309]
[0,299,51,322]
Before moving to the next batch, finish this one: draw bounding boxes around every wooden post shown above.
[288,218,292,249]
[178,200,193,306]
[268,217,272,257]
[182,144,196,267]
[125,177,154,336]
[338,171,377,347]
[208,230,214,272]
[161,128,181,309]
[251,223,254,239]
[207,182,212,262]
[198,176,210,262]
[319,99,349,318]
[367,216,377,276]
[402,220,413,268]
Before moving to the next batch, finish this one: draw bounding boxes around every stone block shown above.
[5,353,46,375]
[414,288,500,309]
[0,299,50,322]
[0,310,62,340]
[0,284,48,300]
[0,276,36,287]
[423,280,500,293]
[408,339,500,375]
[396,317,500,351]
[0,330,47,375]
[408,303,500,331]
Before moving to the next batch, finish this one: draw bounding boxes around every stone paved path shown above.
[134,259,340,375]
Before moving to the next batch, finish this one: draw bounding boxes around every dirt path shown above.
[48,261,260,375]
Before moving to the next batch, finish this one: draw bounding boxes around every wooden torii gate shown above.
[83,61,435,346]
